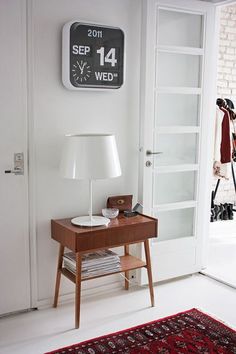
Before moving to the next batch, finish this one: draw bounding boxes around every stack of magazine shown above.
[63,250,121,279]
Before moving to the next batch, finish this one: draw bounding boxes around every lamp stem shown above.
[89,179,93,222]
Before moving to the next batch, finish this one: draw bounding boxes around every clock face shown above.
[62,22,124,89]
[72,60,92,84]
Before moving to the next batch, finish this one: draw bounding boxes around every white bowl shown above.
[102,208,119,219]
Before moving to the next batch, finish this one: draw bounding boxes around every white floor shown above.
[203,220,236,287]
[0,274,236,354]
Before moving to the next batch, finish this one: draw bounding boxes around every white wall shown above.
[213,4,236,205]
[217,5,236,99]
[29,0,142,302]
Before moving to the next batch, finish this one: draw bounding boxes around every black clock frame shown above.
[62,22,124,90]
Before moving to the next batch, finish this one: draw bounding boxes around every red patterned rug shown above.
[46,309,236,354]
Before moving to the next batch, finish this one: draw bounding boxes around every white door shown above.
[140,0,216,282]
[0,0,31,314]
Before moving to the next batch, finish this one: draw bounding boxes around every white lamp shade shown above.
[60,134,121,180]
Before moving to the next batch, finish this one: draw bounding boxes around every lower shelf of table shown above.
[61,254,146,283]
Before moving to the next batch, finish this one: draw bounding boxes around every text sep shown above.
[72,45,90,55]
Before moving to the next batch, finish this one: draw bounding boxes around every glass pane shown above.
[153,171,196,205]
[157,52,201,87]
[154,134,198,166]
[154,208,195,241]
[158,9,203,48]
[155,94,200,126]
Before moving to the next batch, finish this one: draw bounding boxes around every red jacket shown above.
[220,107,231,163]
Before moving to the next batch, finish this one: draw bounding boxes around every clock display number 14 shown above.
[96,47,117,67]
[62,22,124,89]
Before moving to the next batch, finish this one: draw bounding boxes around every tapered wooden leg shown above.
[124,245,130,290]
[53,244,64,308]
[75,252,82,329]
[144,240,155,307]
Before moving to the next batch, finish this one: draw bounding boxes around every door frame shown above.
[214,0,236,6]
[138,0,218,283]
[26,0,38,308]
[201,1,236,270]
[0,0,35,314]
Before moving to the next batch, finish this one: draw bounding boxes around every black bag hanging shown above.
[231,162,236,214]
[210,179,221,222]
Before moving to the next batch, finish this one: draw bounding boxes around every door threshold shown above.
[200,271,236,289]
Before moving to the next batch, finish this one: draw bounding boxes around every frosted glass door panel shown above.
[154,134,198,166]
[154,208,195,241]
[158,53,201,87]
[155,94,200,126]
[154,171,196,205]
[158,10,203,48]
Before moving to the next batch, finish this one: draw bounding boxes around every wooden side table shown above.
[51,213,158,328]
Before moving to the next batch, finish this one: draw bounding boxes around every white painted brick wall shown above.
[215,5,236,204]
[217,5,236,99]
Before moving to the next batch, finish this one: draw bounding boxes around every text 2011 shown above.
[88,29,103,38]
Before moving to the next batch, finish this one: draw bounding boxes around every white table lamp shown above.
[60,134,121,227]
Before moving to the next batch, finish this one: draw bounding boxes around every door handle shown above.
[4,153,24,175]
[146,150,163,156]
[5,167,23,175]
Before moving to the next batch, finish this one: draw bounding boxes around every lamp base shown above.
[71,215,110,227]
